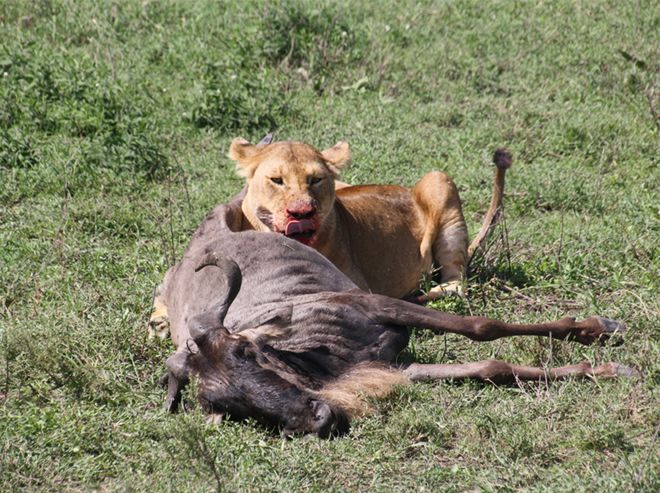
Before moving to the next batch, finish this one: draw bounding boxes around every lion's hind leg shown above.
[412,171,468,299]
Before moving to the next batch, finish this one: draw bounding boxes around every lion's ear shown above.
[228,138,259,161]
[228,138,260,178]
[321,141,351,176]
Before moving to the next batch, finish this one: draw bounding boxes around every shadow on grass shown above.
[471,261,539,289]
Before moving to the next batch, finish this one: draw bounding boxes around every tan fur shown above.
[228,138,473,299]
[315,363,409,418]
[148,287,170,340]
[230,140,345,239]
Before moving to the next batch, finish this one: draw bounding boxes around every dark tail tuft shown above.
[493,148,512,169]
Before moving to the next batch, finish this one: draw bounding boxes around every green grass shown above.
[1,0,658,491]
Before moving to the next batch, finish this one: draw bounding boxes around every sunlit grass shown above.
[1,0,658,491]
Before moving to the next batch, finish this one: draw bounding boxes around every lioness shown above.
[227,136,510,296]
[149,137,510,338]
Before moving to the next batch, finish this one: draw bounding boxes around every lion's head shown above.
[228,138,350,245]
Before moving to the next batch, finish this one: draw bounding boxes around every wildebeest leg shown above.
[404,360,640,384]
[371,295,625,345]
[164,348,193,412]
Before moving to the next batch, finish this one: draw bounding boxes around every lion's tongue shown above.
[285,219,315,236]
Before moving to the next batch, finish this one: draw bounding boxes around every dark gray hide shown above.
[159,196,630,437]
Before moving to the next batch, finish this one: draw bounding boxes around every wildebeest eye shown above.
[309,177,322,185]
[270,177,284,185]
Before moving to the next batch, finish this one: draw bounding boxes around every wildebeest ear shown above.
[228,138,261,178]
[189,311,229,350]
[164,350,193,412]
[321,141,351,176]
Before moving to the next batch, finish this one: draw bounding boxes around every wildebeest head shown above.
[189,322,350,438]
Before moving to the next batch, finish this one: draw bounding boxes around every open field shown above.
[1,0,658,491]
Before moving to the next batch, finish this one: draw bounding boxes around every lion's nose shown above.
[286,202,316,220]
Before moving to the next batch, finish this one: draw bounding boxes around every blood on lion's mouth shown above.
[284,219,316,243]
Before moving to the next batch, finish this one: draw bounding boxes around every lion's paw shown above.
[148,315,170,340]
[428,281,464,298]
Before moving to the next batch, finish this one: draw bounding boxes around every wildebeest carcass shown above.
[156,205,635,438]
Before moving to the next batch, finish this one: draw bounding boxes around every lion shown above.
[148,135,510,339]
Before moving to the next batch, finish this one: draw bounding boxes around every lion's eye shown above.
[270,177,284,185]
[309,177,322,185]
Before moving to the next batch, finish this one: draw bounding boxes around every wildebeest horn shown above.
[257,133,274,147]
[191,252,242,346]
[194,252,242,320]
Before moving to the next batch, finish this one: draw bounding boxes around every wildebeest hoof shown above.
[593,317,626,346]
[593,362,641,378]
[594,317,626,335]
[148,315,170,340]
[570,316,626,345]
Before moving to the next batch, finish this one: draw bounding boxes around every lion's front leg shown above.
[148,284,170,340]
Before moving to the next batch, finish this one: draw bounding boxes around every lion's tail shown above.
[467,148,512,261]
